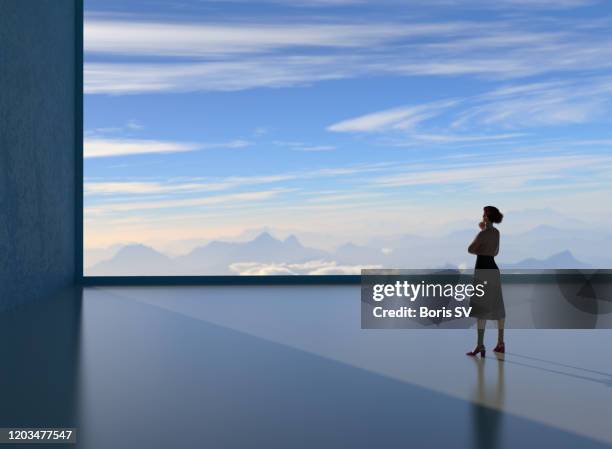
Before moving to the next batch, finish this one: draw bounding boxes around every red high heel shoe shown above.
[466,345,486,357]
[493,342,505,353]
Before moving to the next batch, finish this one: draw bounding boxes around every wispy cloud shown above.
[273,141,336,151]
[327,106,422,136]
[85,181,213,195]
[327,76,612,143]
[125,119,144,130]
[84,138,249,158]
[295,145,336,152]
[452,78,612,129]
[84,57,355,94]
[304,191,387,203]
[84,20,470,57]
[84,15,612,94]
[370,154,612,191]
[85,151,612,221]
[328,100,457,133]
[407,133,527,143]
[85,119,144,137]
[327,101,528,144]
[84,175,294,196]
[85,189,291,216]
[84,161,396,198]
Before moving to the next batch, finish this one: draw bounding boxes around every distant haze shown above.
[86,223,605,275]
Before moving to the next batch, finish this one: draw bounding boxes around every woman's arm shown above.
[468,232,483,255]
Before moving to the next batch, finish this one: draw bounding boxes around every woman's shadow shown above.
[503,352,612,388]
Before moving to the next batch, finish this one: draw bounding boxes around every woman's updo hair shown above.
[484,206,503,224]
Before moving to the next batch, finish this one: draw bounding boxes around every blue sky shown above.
[84,0,612,256]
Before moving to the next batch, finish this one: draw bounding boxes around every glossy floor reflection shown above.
[0,288,81,433]
[2,286,612,448]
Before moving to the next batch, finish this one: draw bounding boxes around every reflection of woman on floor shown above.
[471,356,505,449]
[466,206,505,357]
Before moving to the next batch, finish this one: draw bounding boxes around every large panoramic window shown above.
[84,0,612,276]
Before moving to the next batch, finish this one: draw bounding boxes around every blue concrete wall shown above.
[0,0,77,310]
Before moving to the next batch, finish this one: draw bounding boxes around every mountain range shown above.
[501,250,591,269]
[86,226,604,276]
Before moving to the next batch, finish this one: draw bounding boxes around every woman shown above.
[466,206,505,357]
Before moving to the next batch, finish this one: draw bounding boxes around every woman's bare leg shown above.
[497,319,505,344]
[477,319,486,347]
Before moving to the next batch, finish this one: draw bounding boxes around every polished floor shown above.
[1,285,611,448]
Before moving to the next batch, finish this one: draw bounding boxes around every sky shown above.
[84,0,612,260]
